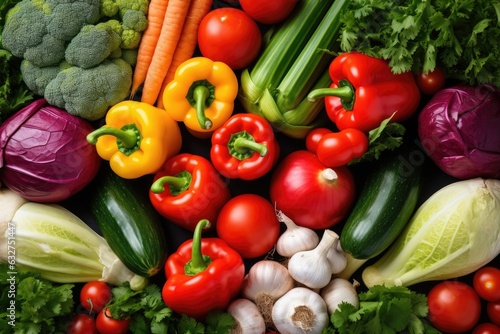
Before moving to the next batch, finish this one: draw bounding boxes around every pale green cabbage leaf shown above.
[362,178,500,287]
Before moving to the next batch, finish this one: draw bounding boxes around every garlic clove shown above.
[320,278,360,315]
[275,209,320,257]
[227,298,266,334]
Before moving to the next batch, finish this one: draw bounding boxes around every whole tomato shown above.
[473,323,500,334]
[305,127,332,153]
[198,8,262,70]
[473,267,500,302]
[269,150,356,229]
[95,308,130,334]
[416,67,446,95]
[216,194,280,258]
[66,314,97,334]
[80,281,112,313]
[427,281,481,333]
[239,0,298,24]
[488,301,500,326]
[315,128,369,167]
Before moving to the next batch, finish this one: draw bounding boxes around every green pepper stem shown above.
[86,126,138,148]
[150,174,190,194]
[307,85,353,102]
[185,219,212,276]
[194,85,213,130]
[233,137,268,157]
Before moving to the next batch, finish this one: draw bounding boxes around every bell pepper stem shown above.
[150,170,192,195]
[307,79,355,111]
[233,137,268,157]
[185,219,212,276]
[194,85,213,130]
[86,126,138,148]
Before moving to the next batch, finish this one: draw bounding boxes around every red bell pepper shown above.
[162,219,245,320]
[308,51,421,133]
[149,153,231,232]
[210,113,280,180]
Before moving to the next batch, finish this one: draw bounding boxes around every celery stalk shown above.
[0,189,148,290]
[239,0,348,138]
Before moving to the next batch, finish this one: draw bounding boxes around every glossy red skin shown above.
[428,281,481,333]
[305,127,332,153]
[316,128,369,167]
[325,52,421,133]
[198,8,262,70]
[472,323,500,334]
[488,301,500,326]
[80,281,112,313]
[163,238,245,320]
[216,193,280,258]
[149,153,231,232]
[269,150,356,229]
[473,267,500,302]
[95,308,129,334]
[210,113,280,180]
[416,67,446,95]
[239,0,298,24]
[66,314,97,334]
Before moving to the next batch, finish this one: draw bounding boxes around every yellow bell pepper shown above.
[86,101,182,179]
[162,57,239,138]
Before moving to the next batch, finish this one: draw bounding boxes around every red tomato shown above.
[198,8,262,70]
[473,267,500,302]
[80,281,112,313]
[95,308,130,334]
[473,323,500,334]
[488,301,500,326]
[239,0,298,24]
[316,128,369,167]
[416,67,446,95]
[305,128,332,153]
[216,194,280,258]
[269,150,356,229]
[428,281,481,333]
[66,314,97,334]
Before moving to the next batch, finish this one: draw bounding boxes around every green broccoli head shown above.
[20,60,61,96]
[44,58,133,121]
[1,0,102,67]
[65,22,121,69]
[122,9,148,32]
[100,0,119,17]
[116,0,149,16]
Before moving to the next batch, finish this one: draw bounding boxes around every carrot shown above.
[130,0,169,98]
[141,0,192,105]
[156,0,213,108]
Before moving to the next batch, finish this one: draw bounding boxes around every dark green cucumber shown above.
[89,166,168,278]
[340,146,424,260]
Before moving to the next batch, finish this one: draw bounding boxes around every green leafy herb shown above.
[328,285,441,334]
[0,264,75,334]
[339,0,500,87]
[106,282,236,334]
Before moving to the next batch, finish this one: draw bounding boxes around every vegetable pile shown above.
[1,0,499,333]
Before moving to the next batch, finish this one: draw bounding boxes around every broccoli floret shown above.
[122,9,147,32]
[20,60,61,96]
[65,22,121,68]
[116,0,148,16]
[100,0,119,17]
[44,58,133,121]
[121,49,137,66]
[1,0,101,67]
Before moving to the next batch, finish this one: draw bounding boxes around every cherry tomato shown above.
[239,0,298,25]
[66,314,97,334]
[488,301,500,326]
[198,8,262,70]
[316,128,369,167]
[305,127,332,153]
[96,308,130,334]
[473,267,500,302]
[427,281,481,333]
[80,281,112,313]
[473,323,500,334]
[216,194,280,258]
[416,67,446,95]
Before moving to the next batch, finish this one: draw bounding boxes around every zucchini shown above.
[340,146,424,261]
[89,166,168,278]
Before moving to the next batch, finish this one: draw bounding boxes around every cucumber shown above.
[340,146,424,260]
[89,166,168,278]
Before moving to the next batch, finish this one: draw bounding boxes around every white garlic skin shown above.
[320,278,359,315]
[227,298,266,334]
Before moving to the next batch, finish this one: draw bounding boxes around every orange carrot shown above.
[156,0,213,108]
[130,0,169,98]
[141,0,192,105]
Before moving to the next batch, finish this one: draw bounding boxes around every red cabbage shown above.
[418,84,500,179]
[0,98,101,202]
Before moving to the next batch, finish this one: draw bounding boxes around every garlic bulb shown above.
[320,278,360,314]
[275,209,320,257]
[272,287,329,334]
[326,234,347,274]
[227,298,266,334]
[288,230,346,289]
[242,260,295,327]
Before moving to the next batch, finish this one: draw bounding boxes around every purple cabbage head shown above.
[0,99,101,202]
[418,84,500,179]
